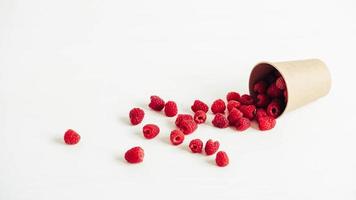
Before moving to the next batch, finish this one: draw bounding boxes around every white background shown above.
[1,0,356,199]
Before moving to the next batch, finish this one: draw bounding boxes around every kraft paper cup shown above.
[249,59,332,117]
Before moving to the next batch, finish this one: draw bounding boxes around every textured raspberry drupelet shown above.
[191,100,209,113]
[205,139,220,156]
[267,100,282,118]
[255,94,271,108]
[179,119,198,135]
[256,108,268,120]
[239,105,256,120]
[175,114,193,128]
[258,116,276,131]
[240,94,254,105]
[149,95,165,111]
[211,99,226,114]
[189,139,203,153]
[227,100,241,112]
[164,101,178,117]
[170,129,185,145]
[226,91,240,102]
[142,124,160,139]
[129,108,145,125]
[227,108,243,126]
[215,151,229,167]
[125,146,144,164]
[235,117,251,131]
[64,129,81,145]
[212,113,229,128]
[253,81,268,94]
[267,83,283,98]
[194,110,207,124]
[275,76,286,90]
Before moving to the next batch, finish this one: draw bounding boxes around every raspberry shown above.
[215,151,229,167]
[149,95,165,111]
[189,139,203,153]
[194,110,207,124]
[258,116,276,131]
[205,139,220,156]
[142,124,160,139]
[267,83,283,98]
[226,91,240,102]
[212,113,229,128]
[64,129,81,145]
[255,94,270,107]
[129,108,145,125]
[253,81,268,94]
[256,108,268,120]
[227,108,243,126]
[124,146,144,164]
[179,119,198,135]
[240,94,254,105]
[170,129,185,145]
[211,99,226,114]
[239,105,256,120]
[235,117,251,131]
[164,101,178,117]
[283,90,288,103]
[191,100,209,113]
[267,100,282,118]
[227,100,241,112]
[175,114,193,128]
[275,76,286,90]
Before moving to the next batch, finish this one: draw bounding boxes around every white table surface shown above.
[1,0,356,199]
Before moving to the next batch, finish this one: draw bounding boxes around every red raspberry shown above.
[64,129,81,145]
[170,129,185,145]
[267,100,282,118]
[205,139,220,156]
[129,108,145,125]
[189,139,203,153]
[194,110,207,124]
[256,108,268,120]
[283,90,288,103]
[149,95,165,111]
[212,113,229,128]
[255,94,270,107]
[191,100,209,113]
[215,151,229,167]
[227,100,241,112]
[239,105,256,120]
[164,101,178,117]
[267,83,282,98]
[226,91,240,102]
[227,108,243,126]
[275,76,286,90]
[211,99,226,114]
[124,146,144,164]
[253,81,268,94]
[175,114,193,127]
[240,94,254,105]
[179,119,198,135]
[258,116,276,131]
[235,117,251,131]
[142,124,160,139]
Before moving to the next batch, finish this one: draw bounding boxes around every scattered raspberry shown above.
[226,91,240,102]
[253,81,268,94]
[267,100,282,118]
[212,113,229,128]
[205,139,220,156]
[239,105,256,120]
[179,119,198,135]
[175,114,193,128]
[255,94,270,107]
[240,94,254,105]
[149,95,165,111]
[191,100,209,113]
[256,108,268,120]
[194,110,207,124]
[189,139,203,153]
[64,129,81,145]
[235,117,251,131]
[215,151,229,167]
[170,129,185,145]
[258,116,276,131]
[211,99,226,114]
[267,83,283,98]
[164,101,178,117]
[227,100,241,112]
[275,76,286,90]
[227,108,243,126]
[129,108,145,125]
[142,124,160,139]
[124,146,144,164]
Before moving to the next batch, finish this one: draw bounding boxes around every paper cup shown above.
[249,59,332,117]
